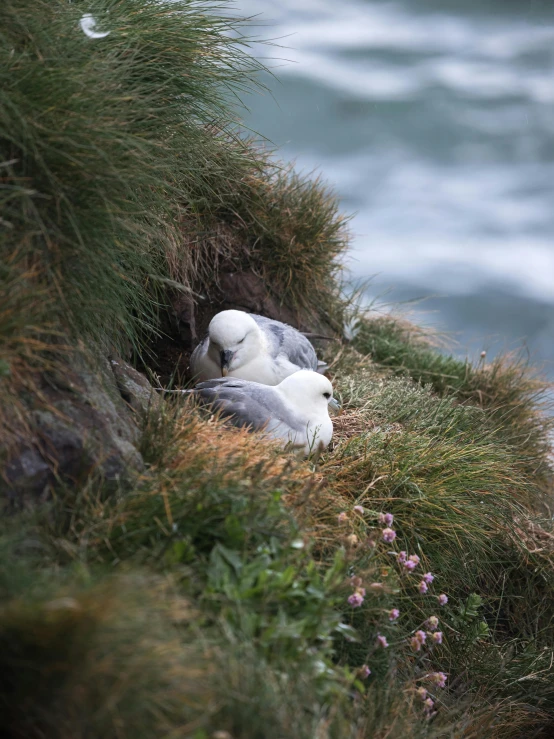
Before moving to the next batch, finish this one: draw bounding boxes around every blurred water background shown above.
[236,0,554,378]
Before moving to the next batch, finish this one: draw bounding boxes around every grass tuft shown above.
[1,0,265,351]
[352,314,553,492]
[231,162,350,321]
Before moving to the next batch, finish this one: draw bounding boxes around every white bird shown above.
[79,14,110,39]
[190,310,327,386]
[192,370,338,455]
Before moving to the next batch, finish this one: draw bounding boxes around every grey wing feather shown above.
[250,315,319,371]
[190,334,209,374]
[194,378,305,432]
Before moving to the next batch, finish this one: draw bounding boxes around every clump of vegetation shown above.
[0,0,348,362]
[1,0,554,737]
[229,163,349,320]
[319,365,554,720]
[352,315,553,489]
[2,0,252,348]
[4,366,554,736]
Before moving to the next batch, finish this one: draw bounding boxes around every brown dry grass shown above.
[170,216,250,297]
[0,261,72,455]
[150,400,314,497]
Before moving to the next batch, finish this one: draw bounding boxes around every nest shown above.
[331,409,403,446]
[332,409,375,443]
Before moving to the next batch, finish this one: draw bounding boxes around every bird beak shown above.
[220,349,233,377]
[328,397,341,413]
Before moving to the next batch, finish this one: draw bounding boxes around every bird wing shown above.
[190,334,209,376]
[251,315,319,371]
[193,378,306,435]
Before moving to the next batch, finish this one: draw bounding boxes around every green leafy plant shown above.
[451,593,490,644]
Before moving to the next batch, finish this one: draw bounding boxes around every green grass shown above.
[0,406,358,738]
[0,570,210,738]
[352,315,553,490]
[2,358,553,736]
[317,361,554,728]
[1,0,262,351]
[0,0,348,367]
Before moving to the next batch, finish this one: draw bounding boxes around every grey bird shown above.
[191,369,339,455]
[190,309,328,386]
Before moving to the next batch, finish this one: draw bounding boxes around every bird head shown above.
[277,370,339,415]
[207,310,262,376]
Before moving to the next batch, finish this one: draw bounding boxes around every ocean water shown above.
[235,0,554,377]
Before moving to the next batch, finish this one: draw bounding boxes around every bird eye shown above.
[237,337,245,344]
[323,392,331,399]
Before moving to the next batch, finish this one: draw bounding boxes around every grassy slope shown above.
[1,1,554,737]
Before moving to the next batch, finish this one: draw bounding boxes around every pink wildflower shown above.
[429,672,448,688]
[346,534,359,547]
[388,608,400,621]
[416,687,428,700]
[353,505,364,514]
[350,576,363,589]
[358,664,371,679]
[438,594,448,606]
[378,512,394,526]
[423,698,434,711]
[376,634,389,648]
[382,527,396,543]
[404,555,420,571]
[432,631,443,645]
[415,630,427,644]
[410,636,423,651]
[397,551,407,564]
[426,616,439,630]
[348,592,364,608]
[419,580,429,594]
[337,511,348,524]
[422,572,434,584]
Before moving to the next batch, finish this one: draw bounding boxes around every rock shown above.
[109,356,161,416]
[0,353,157,510]
[3,448,51,507]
